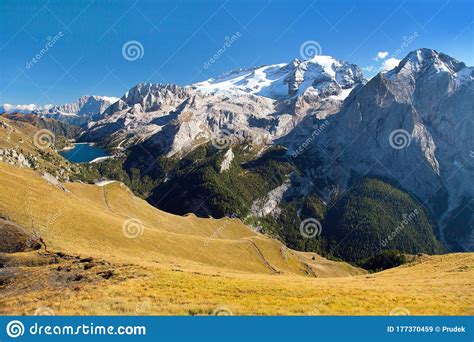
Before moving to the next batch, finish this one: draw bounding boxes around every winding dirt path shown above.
[245,238,279,274]
[101,187,112,212]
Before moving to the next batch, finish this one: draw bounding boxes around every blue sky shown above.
[1,0,473,107]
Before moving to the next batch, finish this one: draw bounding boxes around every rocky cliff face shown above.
[33,95,119,126]
[83,56,365,154]
[80,49,473,251]
[43,95,119,117]
[287,49,473,249]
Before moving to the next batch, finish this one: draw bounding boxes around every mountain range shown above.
[0,119,471,315]
[2,95,119,126]
[41,95,120,117]
[3,48,473,257]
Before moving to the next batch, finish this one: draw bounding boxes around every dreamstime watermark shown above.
[34,307,56,316]
[392,32,419,60]
[6,320,25,338]
[389,129,411,149]
[25,31,64,70]
[26,209,63,248]
[328,186,339,202]
[122,40,144,61]
[299,218,322,238]
[468,199,474,212]
[291,120,329,157]
[122,218,144,238]
[309,304,326,315]
[211,129,233,150]
[33,129,55,150]
[5,320,146,337]
[23,184,63,251]
[211,307,233,316]
[203,213,238,246]
[389,307,411,316]
[211,129,263,150]
[203,32,241,70]
[299,40,322,59]
[381,209,419,247]
[135,300,152,314]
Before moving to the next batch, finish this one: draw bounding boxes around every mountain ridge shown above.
[2,48,472,253]
[0,117,472,315]
[106,48,472,253]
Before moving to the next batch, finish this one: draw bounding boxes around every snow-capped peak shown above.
[97,95,120,104]
[387,48,466,78]
[191,63,288,98]
[306,55,340,77]
[191,55,364,101]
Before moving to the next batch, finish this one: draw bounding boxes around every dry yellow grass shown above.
[0,250,472,316]
[0,118,472,315]
[0,161,363,277]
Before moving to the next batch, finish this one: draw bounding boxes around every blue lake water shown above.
[60,143,110,163]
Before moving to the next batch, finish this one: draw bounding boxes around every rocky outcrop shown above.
[82,56,364,155]
[78,49,473,251]
[0,149,34,168]
[43,95,119,117]
[289,49,473,249]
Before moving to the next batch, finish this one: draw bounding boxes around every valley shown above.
[53,49,472,257]
[1,47,473,316]
[0,117,365,314]
[0,153,472,316]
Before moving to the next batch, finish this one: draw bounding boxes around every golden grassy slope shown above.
[0,117,472,315]
[0,162,472,315]
[0,249,472,315]
[0,162,363,277]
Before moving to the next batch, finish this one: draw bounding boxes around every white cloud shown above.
[1,103,40,112]
[2,104,13,112]
[380,57,401,71]
[377,51,389,60]
[373,51,389,61]
[17,104,37,111]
